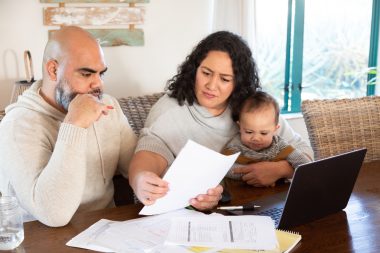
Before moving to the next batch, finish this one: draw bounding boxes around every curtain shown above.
[212,0,257,57]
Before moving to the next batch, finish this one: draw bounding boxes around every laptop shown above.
[227,148,367,229]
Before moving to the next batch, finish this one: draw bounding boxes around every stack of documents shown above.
[165,215,278,251]
[67,211,279,253]
[66,209,208,252]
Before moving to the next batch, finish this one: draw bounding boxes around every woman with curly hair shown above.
[129,31,313,210]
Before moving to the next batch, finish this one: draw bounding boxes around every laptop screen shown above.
[227,148,367,229]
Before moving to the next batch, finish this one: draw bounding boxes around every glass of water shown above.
[0,196,24,250]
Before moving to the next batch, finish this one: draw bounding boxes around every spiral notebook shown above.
[275,230,301,253]
[187,229,301,253]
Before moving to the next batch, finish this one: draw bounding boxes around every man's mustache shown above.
[87,88,103,99]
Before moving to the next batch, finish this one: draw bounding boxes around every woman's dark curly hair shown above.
[166,30,261,121]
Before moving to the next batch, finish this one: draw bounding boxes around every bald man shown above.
[0,26,137,227]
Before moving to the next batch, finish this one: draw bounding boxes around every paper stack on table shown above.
[66,211,280,253]
[66,208,208,252]
[165,215,278,251]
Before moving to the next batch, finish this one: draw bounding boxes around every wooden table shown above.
[225,161,380,253]
[4,161,380,253]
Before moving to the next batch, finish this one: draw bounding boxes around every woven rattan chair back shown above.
[302,96,380,163]
[117,92,165,204]
[118,92,165,136]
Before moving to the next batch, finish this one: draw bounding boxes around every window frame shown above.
[282,0,379,113]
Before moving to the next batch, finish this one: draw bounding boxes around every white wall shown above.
[0,0,214,110]
[284,115,311,146]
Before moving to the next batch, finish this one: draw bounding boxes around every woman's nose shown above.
[206,75,218,90]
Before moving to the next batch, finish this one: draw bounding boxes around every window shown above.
[253,0,288,107]
[254,0,379,113]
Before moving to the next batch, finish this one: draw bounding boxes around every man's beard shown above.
[55,78,103,111]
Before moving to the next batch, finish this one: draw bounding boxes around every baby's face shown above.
[238,106,279,151]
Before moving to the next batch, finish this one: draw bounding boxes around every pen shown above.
[217,204,261,211]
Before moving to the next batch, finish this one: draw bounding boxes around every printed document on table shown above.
[165,215,278,251]
[140,140,239,215]
[66,209,207,253]
[93,209,206,252]
[66,219,114,252]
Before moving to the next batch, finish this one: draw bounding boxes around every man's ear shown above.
[46,60,58,81]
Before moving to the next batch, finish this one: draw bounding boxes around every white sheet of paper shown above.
[93,209,204,252]
[140,140,239,215]
[66,219,114,252]
[165,215,278,250]
[66,209,207,253]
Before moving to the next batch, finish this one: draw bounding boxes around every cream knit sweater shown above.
[0,81,137,227]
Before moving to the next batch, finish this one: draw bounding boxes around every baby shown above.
[222,91,311,181]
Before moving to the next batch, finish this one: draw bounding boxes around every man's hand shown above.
[133,171,169,206]
[233,160,293,187]
[64,94,114,128]
[190,184,223,211]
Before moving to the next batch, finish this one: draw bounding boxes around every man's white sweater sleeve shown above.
[4,121,87,227]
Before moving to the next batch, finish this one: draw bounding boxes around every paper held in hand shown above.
[140,140,240,215]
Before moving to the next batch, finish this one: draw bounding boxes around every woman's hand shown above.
[233,160,293,187]
[133,171,169,205]
[129,151,169,205]
[190,184,223,210]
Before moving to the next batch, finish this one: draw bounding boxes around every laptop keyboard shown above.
[256,207,283,227]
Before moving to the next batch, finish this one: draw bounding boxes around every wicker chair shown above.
[118,92,165,136]
[301,96,380,163]
[115,92,165,205]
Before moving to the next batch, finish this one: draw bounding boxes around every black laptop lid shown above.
[278,148,367,229]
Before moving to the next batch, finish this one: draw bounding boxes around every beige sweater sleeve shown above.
[1,119,88,227]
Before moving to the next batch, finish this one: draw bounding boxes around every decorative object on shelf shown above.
[10,50,35,104]
[40,0,149,47]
